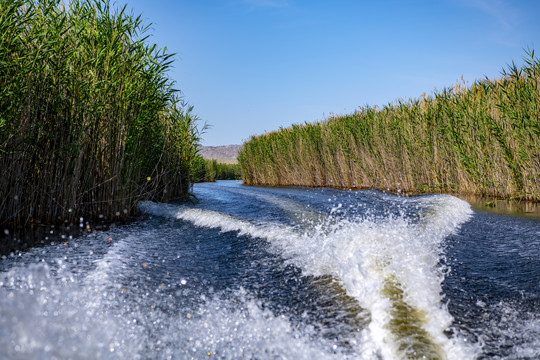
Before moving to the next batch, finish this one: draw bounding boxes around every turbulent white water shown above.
[138,192,479,359]
[1,181,539,359]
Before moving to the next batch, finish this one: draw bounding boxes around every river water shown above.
[1,180,539,359]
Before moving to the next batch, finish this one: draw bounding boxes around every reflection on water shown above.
[458,194,540,219]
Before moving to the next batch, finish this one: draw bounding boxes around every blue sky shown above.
[125,0,540,146]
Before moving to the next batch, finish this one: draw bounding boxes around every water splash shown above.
[139,194,480,359]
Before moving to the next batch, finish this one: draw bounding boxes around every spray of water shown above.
[139,194,480,359]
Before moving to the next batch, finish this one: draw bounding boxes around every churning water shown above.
[1,180,539,359]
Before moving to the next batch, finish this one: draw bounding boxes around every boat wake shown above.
[139,193,480,359]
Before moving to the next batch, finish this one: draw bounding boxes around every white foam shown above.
[0,263,145,359]
[153,289,362,360]
[478,301,540,359]
[84,238,129,286]
[139,195,479,359]
[0,262,360,359]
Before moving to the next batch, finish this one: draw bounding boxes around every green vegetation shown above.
[239,50,540,201]
[0,0,201,226]
[194,158,242,182]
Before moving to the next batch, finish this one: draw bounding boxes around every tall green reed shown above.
[193,158,241,182]
[238,50,540,201]
[0,0,201,226]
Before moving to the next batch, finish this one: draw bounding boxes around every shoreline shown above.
[238,51,540,207]
[240,181,540,219]
[2,182,538,256]
[0,217,140,257]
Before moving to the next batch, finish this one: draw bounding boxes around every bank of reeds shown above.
[238,51,540,201]
[194,158,242,182]
[0,0,201,226]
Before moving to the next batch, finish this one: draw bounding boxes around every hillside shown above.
[199,145,241,164]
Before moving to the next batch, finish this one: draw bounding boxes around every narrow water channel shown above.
[1,180,539,359]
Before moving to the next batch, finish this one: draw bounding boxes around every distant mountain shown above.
[198,145,242,164]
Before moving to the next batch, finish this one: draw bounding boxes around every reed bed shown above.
[238,51,540,201]
[195,159,242,182]
[0,0,201,226]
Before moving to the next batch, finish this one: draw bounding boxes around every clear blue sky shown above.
[125,0,540,146]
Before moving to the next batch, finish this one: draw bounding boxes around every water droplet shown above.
[181,279,187,285]
[3,229,9,235]
[115,212,120,216]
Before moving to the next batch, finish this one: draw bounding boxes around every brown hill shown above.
[199,145,242,164]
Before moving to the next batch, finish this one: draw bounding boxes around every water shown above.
[1,180,539,359]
